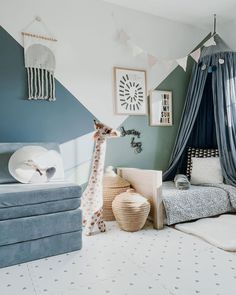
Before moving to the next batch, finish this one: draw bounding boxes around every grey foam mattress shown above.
[0,208,82,246]
[0,182,81,220]
[162,181,233,225]
[0,229,82,268]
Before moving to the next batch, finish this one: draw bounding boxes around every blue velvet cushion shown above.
[0,208,82,246]
[0,143,83,269]
[0,198,80,220]
[0,182,81,220]
[0,230,82,268]
[0,143,60,184]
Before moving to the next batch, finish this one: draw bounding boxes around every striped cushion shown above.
[186,147,219,179]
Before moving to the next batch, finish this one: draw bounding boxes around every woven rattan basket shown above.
[112,189,150,232]
[103,166,130,221]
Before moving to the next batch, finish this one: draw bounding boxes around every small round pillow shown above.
[8,146,64,184]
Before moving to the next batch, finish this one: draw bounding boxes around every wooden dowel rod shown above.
[21,32,57,42]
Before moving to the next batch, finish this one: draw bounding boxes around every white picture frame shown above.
[149,90,173,126]
[114,67,147,115]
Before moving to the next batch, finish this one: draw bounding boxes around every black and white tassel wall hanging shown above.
[22,17,57,101]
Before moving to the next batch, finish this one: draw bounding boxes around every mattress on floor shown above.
[162,181,233,225]
[0,182,81,220]
[0,208,82,247]
[0,229,82,268]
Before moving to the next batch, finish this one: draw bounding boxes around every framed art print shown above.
[149,90,173,126]
[114,67,147,115]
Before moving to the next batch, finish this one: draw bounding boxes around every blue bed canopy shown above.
[164,19,236,186]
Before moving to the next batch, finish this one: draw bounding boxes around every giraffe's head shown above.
[93,119,121,140]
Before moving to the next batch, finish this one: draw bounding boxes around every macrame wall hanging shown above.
[22,17,57,101]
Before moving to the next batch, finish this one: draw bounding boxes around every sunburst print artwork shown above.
[114,67,147,115]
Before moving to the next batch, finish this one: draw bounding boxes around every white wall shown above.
[0,0,207,128]
[0,0,211,185]
[219,20,236,50]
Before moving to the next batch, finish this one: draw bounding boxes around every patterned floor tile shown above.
[0,222,236,295]
[0,263,36,295]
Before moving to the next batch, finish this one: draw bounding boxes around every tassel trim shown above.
[27,67,56,101]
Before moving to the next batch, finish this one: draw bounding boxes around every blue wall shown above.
[0,26,94,143]
[0,25,195,174]
[106,60,194,171]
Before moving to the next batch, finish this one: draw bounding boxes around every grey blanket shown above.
[202,183,236,209]
[162,182,235,225]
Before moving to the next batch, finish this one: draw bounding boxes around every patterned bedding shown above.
[162,181,235,225]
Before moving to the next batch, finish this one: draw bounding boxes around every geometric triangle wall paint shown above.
[0,26,95,143]
[0,25,193,185]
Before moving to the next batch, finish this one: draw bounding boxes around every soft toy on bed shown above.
[174,174,191,190]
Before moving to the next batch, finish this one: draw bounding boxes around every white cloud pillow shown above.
[191,157,223,185]
[8,146,64,184]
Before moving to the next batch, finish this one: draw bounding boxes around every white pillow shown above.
[8,146,64,184]
[191,157,223,185]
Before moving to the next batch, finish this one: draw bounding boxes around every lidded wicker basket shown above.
[103,166,130,221]
[112,189,150,232]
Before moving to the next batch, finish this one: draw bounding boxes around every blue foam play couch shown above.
[0,143,82,268]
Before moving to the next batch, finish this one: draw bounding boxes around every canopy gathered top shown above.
[164,34,236,186]
[201,34,231,57]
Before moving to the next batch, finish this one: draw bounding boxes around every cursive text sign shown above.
[120,126,143,154]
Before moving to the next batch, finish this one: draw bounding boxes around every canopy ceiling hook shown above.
[213,14,217,35]
[35,16,41,22]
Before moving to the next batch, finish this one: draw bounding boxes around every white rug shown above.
[175,214,236,251]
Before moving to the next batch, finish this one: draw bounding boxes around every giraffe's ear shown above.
[94,119,98,129]
[93,131,100,140]
[94,119,103,130]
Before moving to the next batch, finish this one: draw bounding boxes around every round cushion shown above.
[8,146,64,184]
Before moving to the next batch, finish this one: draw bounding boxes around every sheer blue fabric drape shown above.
[163,58,210,180]
[164,49,236,186]
[212,52,236,185]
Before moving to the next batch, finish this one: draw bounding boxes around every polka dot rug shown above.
[0,222,236,295]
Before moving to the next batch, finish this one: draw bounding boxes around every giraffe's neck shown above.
[88,137,107,185]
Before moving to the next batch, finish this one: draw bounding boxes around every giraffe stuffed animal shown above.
[81,120,120,235]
